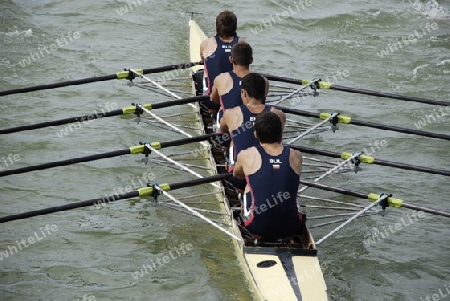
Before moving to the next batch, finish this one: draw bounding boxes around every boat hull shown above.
[187,18,328,301]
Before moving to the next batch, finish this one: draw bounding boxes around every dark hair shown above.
[255,111,282,143]
[241,73,266,101]
[216,11,237,38]
[231,42,252,66]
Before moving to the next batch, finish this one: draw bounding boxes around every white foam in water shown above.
[409,0,450,19]
[3,28,33,37]
[436,59,450,66]
[412,63,430,78]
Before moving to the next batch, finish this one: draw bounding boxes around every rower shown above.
[210,42,253,113]
[220,73,285,190]
[200,11,242,105]
[233,111,304,240]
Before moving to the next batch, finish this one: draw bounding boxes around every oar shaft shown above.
[160,133,220,148]
[374,158,450,177]
[151,95,208,109]
[402,202,450,218]
[275,106,319,119]
[349,118,450,141]
[0,62,201,97]
[300,180,367,198]
[330,85,449,107]
[0,96,208,135]
[0,191,139,223]
[0,109,123,134]
[0,133,221,177]
[0,149,130,177]
[291,145,450,177]
[0,173,232,223]
[0,74,117,97]
[262,73,448,106]
[300,180,450,218]
[278,106,450,141]
[169,173,232,190]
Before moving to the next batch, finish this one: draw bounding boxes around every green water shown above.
[1,0,449,300]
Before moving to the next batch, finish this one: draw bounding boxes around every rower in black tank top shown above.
[243,144,302,239]
[204,35,239,95]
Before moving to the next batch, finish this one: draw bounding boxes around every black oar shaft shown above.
[0,192,139,223]
[290,145,450,177]
[0,62,201,97]
[300,180,367,198]
[275,106,320,119]
[0,109,123,134]
[330,85,449,107]
[0,95,208,135]
[349,119,450,141]
[262,73,448,106]
[151,95,208,109]
[278,106,450,141]
[300,180,450,218]
[374,158,450,177]
[0,74,117,97]
[0,149,130,177]
[0,173,232,223]
[159,133,220,148]
[169,173,232,190]
[262,74,302,85]
[402,203,450,218]
[0,133,221,178]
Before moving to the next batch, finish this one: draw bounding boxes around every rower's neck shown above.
[245,99,264,112]
[260,142,283,155]
[218,35,235,43]
[233,67,250,78]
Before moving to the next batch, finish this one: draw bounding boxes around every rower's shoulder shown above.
[269,106,286,119]
[239,146,258,158]
[201,36,215,44]
[215,71,232,82]
[225,105,241,116]
[201,37,217,50]
[289,147,302,163]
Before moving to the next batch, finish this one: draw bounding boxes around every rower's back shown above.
[201,11,240,95]
[233,111,303,240]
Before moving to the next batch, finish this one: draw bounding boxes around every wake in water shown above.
[0,28,32,37]
[403,0,450,19]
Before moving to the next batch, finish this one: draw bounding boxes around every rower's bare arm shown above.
[200,40,206,63]
[290,149,303,175]
[271,107,286,132]
[233,151,247,179]
[210,76,221,104]
[219,111,230,134]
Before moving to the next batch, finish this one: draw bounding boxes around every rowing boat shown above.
[187,17,328,301]
[1,12,448,301]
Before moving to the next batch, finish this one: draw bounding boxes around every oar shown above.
[0,62,202,97]
[0,95,208,134]
[0,173,233,223]
[264,74,449,107]
[289,145,450,177]
[300,180,450,218]
[0,133,221,178]
[277,106,450,141]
